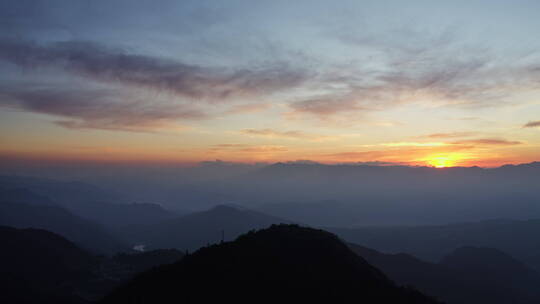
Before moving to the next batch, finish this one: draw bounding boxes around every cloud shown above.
[358,137,520,149]
[224,103,271,115]
[209,144,287,153]
[240,128,336,141]
[343,161,406,166]
[288,96,366,117]
[286,58,497,121]
[323,150,392,161]
[286,27,540,121]
[523,120,540,128]
[323,137,521,164]
[0,85,206,132]
[0,39,309,102]
[451,138,522,146]
[420,132,477,139]
[1,30,539,129]
[321,144,476,163]
[381,142,448,147]
[283,160,321,165]
[239,145,288,153]
[212,144,249,148]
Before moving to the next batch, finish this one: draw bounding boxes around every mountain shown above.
[227,162,540,225]
[101,225,440,304]
[441,246,537,275]
[0,226,187,303]
[0,226,98,303]
[110,249,184,274]
[0,188,57,206]
[440,246,540,303]
[0,201,126,254]
[329,218,540,270]
[350,243,540,304]
[3,161,540,226]
[349,243,463,302]
[123,205,292,251]
[63,201,179,231]
[0,175,178,232]
[0,175,124,205]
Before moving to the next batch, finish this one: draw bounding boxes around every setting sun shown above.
[428,157,455,168]
[423,154,469,168]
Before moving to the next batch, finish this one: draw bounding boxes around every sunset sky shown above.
[1,0,539,167]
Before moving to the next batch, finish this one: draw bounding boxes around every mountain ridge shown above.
[102,224,440,304]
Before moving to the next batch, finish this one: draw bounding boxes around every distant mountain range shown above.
[3,160,540,224]
[2,169,540,303]
[122,204,292,250]
[0,176,179,229]
[3,161,539,225]
[329,218,540,270]
[0,197,126,254]
[4,213,540,303]
[350,243,540,304]
[249,162,540,226]
[102,224,440,304]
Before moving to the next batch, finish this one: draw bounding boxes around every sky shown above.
[0,0,539,167]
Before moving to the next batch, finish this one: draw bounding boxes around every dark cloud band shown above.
[0,39,309,101]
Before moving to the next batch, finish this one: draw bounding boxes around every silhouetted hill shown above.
[350,243,540,304]
[102,225,440,304]
[111,249,184,274]
[441,246,536,275]
[123,205,292,251]
[0,226,188,303]
[0,201,126,254]
[440,246,540,302]
[349,243,460,301]
[0,226,98,303]
[329,219,540,270]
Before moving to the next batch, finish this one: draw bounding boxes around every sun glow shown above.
[428,157,455,168]
[423,153,468,168]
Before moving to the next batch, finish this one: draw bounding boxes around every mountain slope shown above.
[350,243,540,304]
[440,246,540,303]
[349,243,461,301]
[0,201,126,254]
[110,249,184,274]
[224,162,540,225]
[0,175,178,230]
[124,205,291,250]
[0,175,124,205]
[329,218,540,269]
[102,225,440,304]
[0,187,57,206]
[0,226,98,303]
[64,201,178,231]
[0,226,187,303]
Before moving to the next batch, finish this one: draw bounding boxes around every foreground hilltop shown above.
[0,226,184,303]
[102,224,440,304]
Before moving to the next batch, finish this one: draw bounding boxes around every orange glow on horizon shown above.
[0,146,535,169]
[423,153,469,168]
[427,157,455,168]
